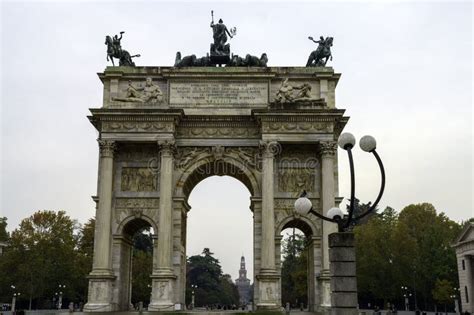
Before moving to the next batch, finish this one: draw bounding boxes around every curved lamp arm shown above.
[343,147,356,229]
[353,149,385,222]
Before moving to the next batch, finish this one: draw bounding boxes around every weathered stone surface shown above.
[329,247,356,261]
[330,276,357,291]
[331,292,358,307]
[330,261,356,276]
[329,232,355,247]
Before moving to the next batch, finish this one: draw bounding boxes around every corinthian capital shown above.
[259,140,281,158]
[98,139,116,158]
[319,141,337,157]
[158,139,176,155]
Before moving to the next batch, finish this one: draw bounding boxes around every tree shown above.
[74,218,96,303]
[398,203,461,310]
[432,279,454,313]
[347,198,377,226]
[281,231,308,307]
[0,211,78,309]
[0,217,9,241]
[355,203,462,311]
[355,207,413,307]
[186,248,239,307]
[131,228,153,305]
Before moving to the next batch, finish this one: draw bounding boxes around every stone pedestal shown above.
[329,232,358,315]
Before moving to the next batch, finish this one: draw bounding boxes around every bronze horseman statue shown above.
[105,31,140,66]
[306,35,333,67]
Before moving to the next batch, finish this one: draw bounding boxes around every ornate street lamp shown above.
[58,284,66,309]
[191,284,198,309]
[12,292,21,312]
[401,286,412,311]
[294,133,385,231]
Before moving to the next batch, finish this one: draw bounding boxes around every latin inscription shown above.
[170,82,268,106]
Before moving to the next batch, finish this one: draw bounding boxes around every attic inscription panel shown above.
[170,81,268,106]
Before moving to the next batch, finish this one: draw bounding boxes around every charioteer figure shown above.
[112,31,124,56]
[209,10,236,65]
[306,35,333,67]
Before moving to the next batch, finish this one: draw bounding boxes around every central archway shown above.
[173,153,261,309]
[186,175,253,309]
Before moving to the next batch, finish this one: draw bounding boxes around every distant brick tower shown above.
[235,256,251,305]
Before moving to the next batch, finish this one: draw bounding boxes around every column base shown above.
[256,270,280,311]
[148,270,177,311]
[83,273,116,313]
[319,270,332,308]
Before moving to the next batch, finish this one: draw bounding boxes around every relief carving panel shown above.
[278,168,315,192]
[121,168,157,192]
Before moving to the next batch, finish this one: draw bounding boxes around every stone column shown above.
[149,139,176,311]
[84,140,116,312]
[256,141,279,310]
[329,232,358,315]
[319,140,338,308]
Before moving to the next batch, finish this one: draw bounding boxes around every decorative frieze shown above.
[176,126,260,138]
[115,198,160,209]
[102,121,174,133]
[263,121,332,133]
[175,146,260,170]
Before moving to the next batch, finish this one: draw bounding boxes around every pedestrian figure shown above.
[285,302,290,315]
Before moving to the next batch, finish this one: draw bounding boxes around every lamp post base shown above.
[329,232,358,315]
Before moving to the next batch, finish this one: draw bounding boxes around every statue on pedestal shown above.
[105,31,141,67]
[306,36,333,67]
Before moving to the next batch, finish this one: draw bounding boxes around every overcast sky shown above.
[1,1,472,281]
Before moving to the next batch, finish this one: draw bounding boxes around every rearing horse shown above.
[104,35,140,67]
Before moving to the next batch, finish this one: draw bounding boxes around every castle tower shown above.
[235,256,251,306]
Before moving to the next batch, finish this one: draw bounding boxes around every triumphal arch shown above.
[84,65,348,312]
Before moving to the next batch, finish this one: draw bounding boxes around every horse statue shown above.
[174,52,212,67]
[228,53,268,67]
[306,36,333,67]
[104,35,140,67]
[244,53,268,67]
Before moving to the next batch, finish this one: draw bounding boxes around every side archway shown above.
[113,217,156,311]
[276,217,322,312]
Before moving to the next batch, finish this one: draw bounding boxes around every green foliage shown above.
[281,231,307,307]
[0,211,81,308]
[186,248,239,307]
[432,279,454,305]
[0,217,9,241]
[355,203,462,310]
[131,228,153,304]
